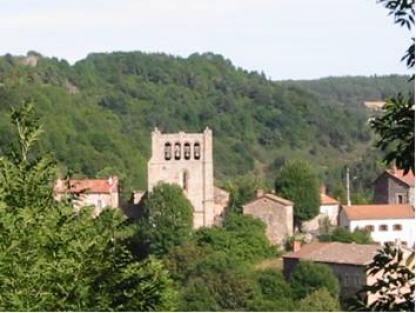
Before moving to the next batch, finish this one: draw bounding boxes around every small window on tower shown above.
[184,143,191,160]
[182,171,189,191]
[164,143,172,160]
[174,142,181,160]
[194,142,201,160]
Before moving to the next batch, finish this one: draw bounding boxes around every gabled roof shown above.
[284,241,380,266]
[54,177,118,194]
[243,193,293,211]
[386,168,415,187]
[320,193,339,205]
[342,204,414,221]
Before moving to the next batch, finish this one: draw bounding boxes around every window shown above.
[393,224,402,231]
[379,224,388,231]
[194,142,201,160]
[181,171,189,191]
[164,142,172,160]
[365,225,374,232]
[397,194,405,204]
[184,143,191,160]
[97,200,102,209]
[174,142,181,160]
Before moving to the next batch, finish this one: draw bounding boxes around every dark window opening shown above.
[194,143,201,160]
[164,143,172,160]
[379,224,388,231]
[184,143,191,160]
[174,143,181,160]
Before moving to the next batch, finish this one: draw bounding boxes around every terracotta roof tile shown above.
[320,193,339,205]
[284,241,380,265]
[54,178,118,194]
[342,204,414,220]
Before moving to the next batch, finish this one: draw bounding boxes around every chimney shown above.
[320,184,326,194]
[293,240,302,252]
[256,189,265,198]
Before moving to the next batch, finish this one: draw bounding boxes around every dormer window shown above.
[174,143,181,160]
[194,142,201,160]
[164,143,172,160]
[184,143,191,160]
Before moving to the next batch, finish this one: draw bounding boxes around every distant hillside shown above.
[0,51,413,199]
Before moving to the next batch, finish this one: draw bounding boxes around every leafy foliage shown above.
[370,94,415,174]
[371,0,415,174]
[137,183,193,257]
[289,261,340,300]
[0,103,177,311]
[349,244,415,312]
[275,160,320,224]
[0,52,411,197]
[319,226,372,244]
[298,289,341,312]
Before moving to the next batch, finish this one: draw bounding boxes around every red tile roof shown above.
[320,193,339,205]
[342,204,414,220]
[284,241,380,266]
[387,168,415,187]
[54,177,118,194]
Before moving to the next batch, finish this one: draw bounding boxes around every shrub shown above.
[290,261,340,299]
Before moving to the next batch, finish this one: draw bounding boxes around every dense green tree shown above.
[0,51,411,198]
[138,183,193,257]
[0,102,177,311]
[289,261,340,299]
[319,226,372,244]
[298,289,341,312]
[275,160,320,224]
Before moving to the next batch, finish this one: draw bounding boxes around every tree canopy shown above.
[275,159,320,224]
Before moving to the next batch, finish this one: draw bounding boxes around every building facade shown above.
[242,190,293,245]
[147,127,216,228]
[339,204,415,247]
[283,242,380,300]
[373,168,414,204]
[54,176,119,216]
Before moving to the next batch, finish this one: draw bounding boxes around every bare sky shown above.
[0,0,411,80]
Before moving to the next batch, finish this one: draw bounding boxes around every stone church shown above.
[147,127,228,228]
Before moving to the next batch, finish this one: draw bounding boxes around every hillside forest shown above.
[0,51,413,200]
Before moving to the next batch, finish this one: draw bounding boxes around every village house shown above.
[339,204,415,247]
[283,241,380,300]
[301,185,340,233]
[373,167,414,204]
[54,176,119,216]
[242,189,293,246]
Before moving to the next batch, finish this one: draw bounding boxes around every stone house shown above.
[242,190,293,246]
[147,127,228,228]
[339,204,415,247]
[373,167,414,204]
[54,176,119,216]
[283,241,380,300]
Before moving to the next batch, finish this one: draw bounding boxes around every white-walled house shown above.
[54,176,119,216]
[301,189,340,233]
[340,204,415,247]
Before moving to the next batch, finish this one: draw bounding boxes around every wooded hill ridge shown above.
[0,51,413,199]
